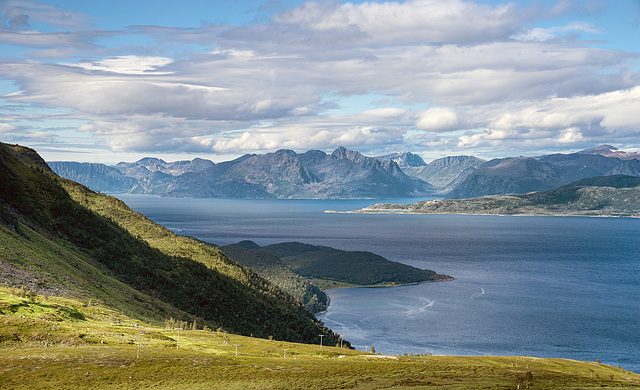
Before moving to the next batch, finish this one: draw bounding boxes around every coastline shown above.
[320,275,455,291]
[315,276,455,316]
[326,209,640,218]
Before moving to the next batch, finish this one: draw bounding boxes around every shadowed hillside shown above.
[0,142,345,346]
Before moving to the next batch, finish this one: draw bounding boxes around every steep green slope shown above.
[0,142,344,346]
[361,175,640,217]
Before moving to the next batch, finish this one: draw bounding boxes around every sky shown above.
[1,0,639,164]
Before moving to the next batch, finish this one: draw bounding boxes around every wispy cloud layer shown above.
[1,0,639,161]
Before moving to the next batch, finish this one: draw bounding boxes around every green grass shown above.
[1,288,639,390]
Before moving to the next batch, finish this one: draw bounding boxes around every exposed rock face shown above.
[403,155,486,189]
[538,153,622,183]
[166,147,435,198]
[606,159,640,176]
[115,157,215,178]
[48,162,137,193]
[375,151,427,168]
[50,158,215,195]
[444,149,639,199]
[445,157,562,199]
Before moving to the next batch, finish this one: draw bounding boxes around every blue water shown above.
[116,195,640,372]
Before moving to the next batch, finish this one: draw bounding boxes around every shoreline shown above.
[321,275,455,291]
[314,276,455,316]
[326,209,640,218]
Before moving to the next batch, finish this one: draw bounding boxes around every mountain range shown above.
[49,145,640,199]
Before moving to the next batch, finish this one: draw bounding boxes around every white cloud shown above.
[71,56,175,75]
[75,107,410,155]
[416,107,460,132]
[77,115,255,153]
[484,86,640,132]
[512,21,603,41]
[557,127,584,144]
[203,107,409,154]
[0,122,17,133]
[274,0,521,44]
[456,86,640,149]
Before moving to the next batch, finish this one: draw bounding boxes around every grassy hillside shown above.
[361,175,640,217]
[0,142,343,346]
[1,287,639,390]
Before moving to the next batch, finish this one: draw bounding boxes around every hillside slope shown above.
[0,142,344,345]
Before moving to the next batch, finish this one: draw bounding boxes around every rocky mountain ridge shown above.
[49,145,640,199]
[52,147,435,199]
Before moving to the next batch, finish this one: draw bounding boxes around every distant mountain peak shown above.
[274,149,298,157]
[577,145,640,160]
[577,145,618,155]
[229,240,262,250]
[136,157,168,164]
[330,146,365,163]
[376,151,427,168]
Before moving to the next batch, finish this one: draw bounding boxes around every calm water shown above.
[116,195,640,371]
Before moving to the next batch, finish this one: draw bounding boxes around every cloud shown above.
[416,107,460,132]
[0,58,323,121]
[512,21,603,41]
[0,30,105,50]
[0,122,18,133]
[0,0,639,159]
[77,115,256,153]
[70,56,175,74]
[274,0,522,44]
[457,86,640,148]
[485,86,640,132]
[0,1,96,30]
[74,105,409,154]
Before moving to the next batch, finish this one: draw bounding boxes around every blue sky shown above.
[1,0,639,163]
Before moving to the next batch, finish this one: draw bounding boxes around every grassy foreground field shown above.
[1,288,639,390]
